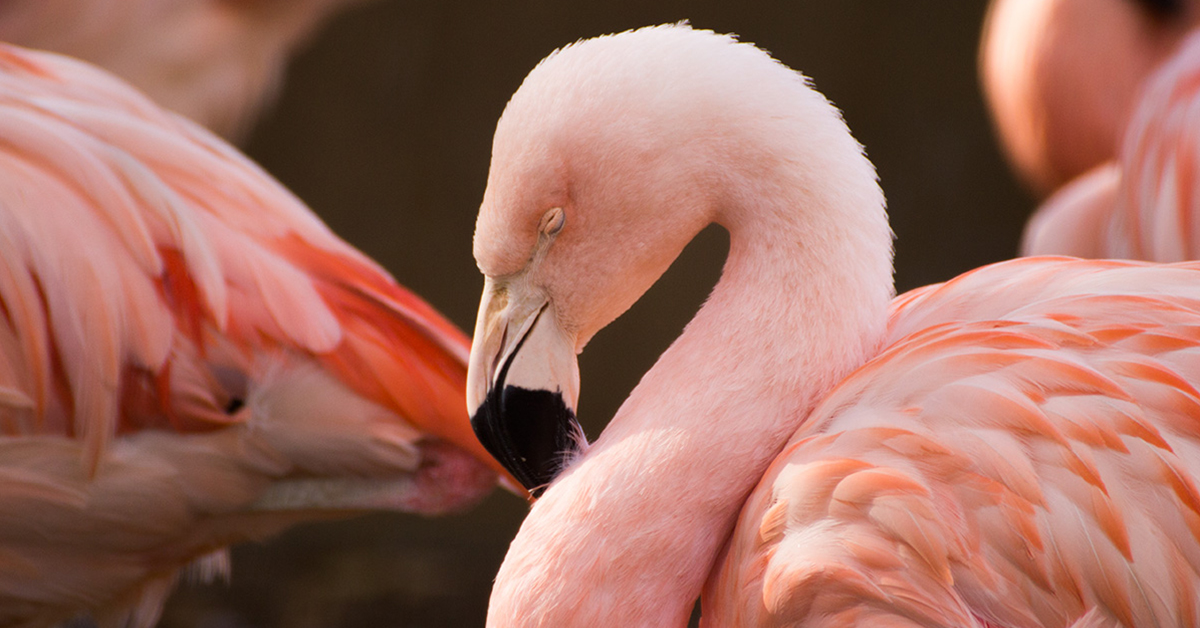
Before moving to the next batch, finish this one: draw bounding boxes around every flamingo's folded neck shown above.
[490,132,893,628]
[484,25,895,627]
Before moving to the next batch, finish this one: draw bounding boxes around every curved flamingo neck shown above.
[488,121,894,626]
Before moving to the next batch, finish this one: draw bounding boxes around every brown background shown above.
[159,1,1031,626]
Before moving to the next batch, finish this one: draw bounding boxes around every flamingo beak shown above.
[467,277,583,498]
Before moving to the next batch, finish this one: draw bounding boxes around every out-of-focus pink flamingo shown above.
[0,0,370,140]
[0,43,499,627]
[466,25,1200,626]
[979,0,1199,197]
[1022,27,1200,260]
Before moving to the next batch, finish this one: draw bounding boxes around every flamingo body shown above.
[0,43,495,627]
[708,256,1200,626]
[466,25,1200,627]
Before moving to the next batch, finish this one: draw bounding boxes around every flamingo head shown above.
[464,24,798,497]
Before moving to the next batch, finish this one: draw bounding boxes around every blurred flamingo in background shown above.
[979,0,1199,198]
[981,0,1200,261]
[467,25,1200,626]
[0,0,371,140]
[1022,28,1200,259]
[0,42,498,627]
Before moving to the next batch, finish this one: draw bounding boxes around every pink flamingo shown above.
[1022,27,1200,260]
[0,0,370,139]
[0,43,499,627]
[467,25,1200,626]
[979,0,1199,198]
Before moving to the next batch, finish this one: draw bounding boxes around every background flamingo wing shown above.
[1111,29,1200,262]
[0,43,494,627]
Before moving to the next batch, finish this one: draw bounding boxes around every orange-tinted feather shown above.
[0,42,496,627]
[709,258,1200,627]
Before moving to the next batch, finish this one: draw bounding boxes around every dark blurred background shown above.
[159,1,1031,626]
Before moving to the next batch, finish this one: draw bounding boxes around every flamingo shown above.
[0,0,370,139]
[0,42,499,627]
[466,24,1200,626]
[1022,27,1200,260]
[979,0,1199,197]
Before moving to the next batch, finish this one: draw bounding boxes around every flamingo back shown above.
[706,257,1200,627]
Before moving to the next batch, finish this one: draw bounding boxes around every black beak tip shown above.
[470,384,582,497]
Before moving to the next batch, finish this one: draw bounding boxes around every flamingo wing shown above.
[707,258,1200,627]
[0,43,495,627]
[1112,28,1200,262]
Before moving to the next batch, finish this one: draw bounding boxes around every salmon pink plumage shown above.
[0,43,497,627]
